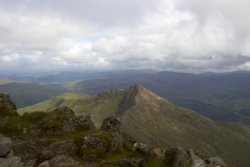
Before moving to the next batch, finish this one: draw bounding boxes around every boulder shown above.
[80,135,109,161]
[32,107,95,135]
[101,116,121,135]
[206,157,226,167]
[0,134,12,157]
[24,159,37,167]
[49,155,79,167]
[13,139,56,162]
[38,161,49,167]
[97,158,146,167]
[41,140,78,159]
[133,142,155,158]
[164,147,191,167]
[0,156,24,167]
[164,148,227,167]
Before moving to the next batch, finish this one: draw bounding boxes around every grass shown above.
[18,92,124,127]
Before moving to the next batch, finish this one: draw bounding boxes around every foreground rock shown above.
[164,147,226,167]
[0,134,12,157]
[0,156,24,167]
[101,116,121,135]
[31,107,95,135]
[133,142,155,158]
[0,134,24,167]
[97,158,146,167]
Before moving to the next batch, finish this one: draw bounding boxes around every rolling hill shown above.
[0,77,14,85]
[20,84,250,167]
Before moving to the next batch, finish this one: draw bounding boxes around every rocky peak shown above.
[53,106,75,116]
[117,84,167,116]
[0,93,17,116]
[96,89,126,100]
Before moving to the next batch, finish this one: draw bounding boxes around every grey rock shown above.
[0,156,24,167]
[32,107,95,135]
[101,116,121,135]
[49,155,79,167]
[165,148,227,167]
[38,161,49,167]
[13,139,56,163]
[98,158,146,167]
[0,134,12,157]
[133,142,155,158]
[164,147,191,167]
[206,157,226,167]
[97,89,125,100]
[41,140,77,160]
[24,159,37,167]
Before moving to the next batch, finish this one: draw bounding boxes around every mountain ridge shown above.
[17,84,250,166]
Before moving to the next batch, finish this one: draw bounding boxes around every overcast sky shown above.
[1,0,250,73]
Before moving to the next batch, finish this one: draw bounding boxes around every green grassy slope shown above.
[18,84,250,166]
[18,91,125,127]
[120,84,250,167]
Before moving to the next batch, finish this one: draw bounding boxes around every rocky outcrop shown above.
[31,107,95,135]
[0,134,12,157]
[13,138,78,163]
[97,158,146,167]
[0,134,24,167]
[48,155,79,167]
[0,156,24,167]
[133,142,155,158]
[38,155,79,167]
[80,135,109,161]
[0,93,17,116]
[164,147,226,167]
[96,89,125,100]
[101,116,121,135]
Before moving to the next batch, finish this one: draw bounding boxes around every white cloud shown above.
[0,0,250,72]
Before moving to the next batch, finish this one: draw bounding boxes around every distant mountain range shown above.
[2,70,250,124]
[69,71,250,124]
[19,84,250,167]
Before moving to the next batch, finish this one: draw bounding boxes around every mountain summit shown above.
[117,84,168,116]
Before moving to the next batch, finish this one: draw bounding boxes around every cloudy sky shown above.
[1,0,250,73]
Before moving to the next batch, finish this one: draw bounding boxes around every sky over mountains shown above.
[1,0,250,72]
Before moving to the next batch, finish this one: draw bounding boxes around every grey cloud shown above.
[0,0,159,26]
[1,0,250,72]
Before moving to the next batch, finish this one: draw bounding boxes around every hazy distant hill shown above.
[0,82,68,107]
[19,84,250,167]
[4,70,250,124]
[0,77,14,85]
